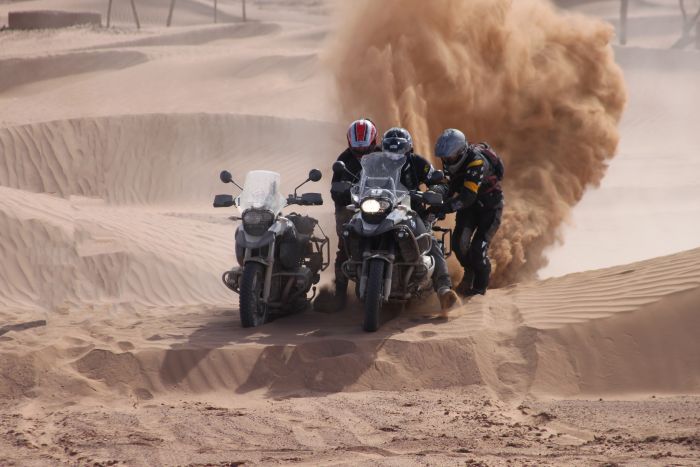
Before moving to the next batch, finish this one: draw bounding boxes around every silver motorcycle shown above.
[214,169,329,327]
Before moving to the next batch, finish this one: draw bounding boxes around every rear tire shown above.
[239,262,268,328]
[363,259,385,332]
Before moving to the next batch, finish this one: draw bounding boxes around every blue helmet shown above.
[435,128,468,164]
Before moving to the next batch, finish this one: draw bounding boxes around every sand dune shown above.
[532,287,700,396]
[0,113,336,318]
[515,248,700,329]
[86,22,283,50]
[2,247,698,404]
[0,183,233,312]
[0,113,335,202]
[0,16,334,127]
[0,0,245,27]
[516,248,700,396]
[0,50,148,93]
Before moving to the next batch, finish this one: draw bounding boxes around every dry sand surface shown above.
[1,0,699,465]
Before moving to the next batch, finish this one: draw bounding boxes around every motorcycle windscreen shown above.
[237,170,287,215]
[357,152,409,204]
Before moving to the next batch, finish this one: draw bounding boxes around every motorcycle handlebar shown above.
[410,190,443,206]
[287,193,324,206]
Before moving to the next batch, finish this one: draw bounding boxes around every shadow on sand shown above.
[0,320,47,337]
[156,297,464,396]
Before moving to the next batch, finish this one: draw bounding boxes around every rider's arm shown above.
[413,155,450,197]
[331,151,350,184]
[413,155,435,187]
[447,160,485,211]
[331,151,356,206]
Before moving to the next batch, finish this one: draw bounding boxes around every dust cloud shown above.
[329,0,627,285]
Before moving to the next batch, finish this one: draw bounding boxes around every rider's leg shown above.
[418,217,458,310]
[466,204,503,295]
[453,209,478,294]
[333,208,353,308]
[430,238,451,291]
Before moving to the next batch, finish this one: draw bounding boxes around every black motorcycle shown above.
[333,151,450,332]
[213,168,329,327]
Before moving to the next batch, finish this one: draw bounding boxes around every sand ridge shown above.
[1,247,699,463]
[2,248,698,402]
[0,113,338,316]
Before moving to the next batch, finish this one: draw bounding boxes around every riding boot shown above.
[333,276,348,310]
[470,257,491,295]
[462,287,485,298]
[456,270,474,295]
[437,287,459,311]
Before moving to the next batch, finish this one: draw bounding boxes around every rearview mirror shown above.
[308,169,322,182]
[332,161,346,175]
[220,170,233,184]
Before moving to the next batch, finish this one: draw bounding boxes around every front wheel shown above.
[239,262,268,328]
[363,259,386,332]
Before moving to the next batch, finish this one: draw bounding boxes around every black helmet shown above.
[382,127,413,155]
[435,128,468,165]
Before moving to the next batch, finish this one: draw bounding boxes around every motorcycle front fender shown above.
[346,216,397,237]
[235,228,275,249]
[358,253,394,301]
[235,229,277,302]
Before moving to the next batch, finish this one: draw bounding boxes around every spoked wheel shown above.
[239,262,268,328]
[363,259,385,332]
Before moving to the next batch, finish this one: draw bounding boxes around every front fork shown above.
[359,250,394,302]
[224,236,277,303]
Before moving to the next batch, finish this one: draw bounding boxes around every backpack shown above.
[474,142,504,193]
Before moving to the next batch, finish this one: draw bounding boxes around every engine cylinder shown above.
[395,226,420,262]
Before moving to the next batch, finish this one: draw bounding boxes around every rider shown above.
[329,118,380,309]
[381,127,459,310]
[433,128,504,296]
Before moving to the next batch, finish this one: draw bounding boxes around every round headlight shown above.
[360,198,392,224]
[242,209,275,236]
[361,199,382,214]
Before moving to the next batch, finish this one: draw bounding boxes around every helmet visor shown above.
[382,137,411,155]
[443,152,462,165]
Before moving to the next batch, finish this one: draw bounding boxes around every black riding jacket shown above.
[444,145,503,212]
[331,146,379,207]
[400,152,436,192]
[401,152,448,215]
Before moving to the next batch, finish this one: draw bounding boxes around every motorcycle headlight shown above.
[360,198,392,224]
[242,209,275,236]
[361,198,391,214]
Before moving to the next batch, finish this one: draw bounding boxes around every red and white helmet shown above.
[347,119,377,155]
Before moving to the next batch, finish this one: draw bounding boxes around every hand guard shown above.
[331,181,353,207]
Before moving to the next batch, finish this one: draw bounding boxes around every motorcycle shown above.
[213,168,329,327]
[332,151,451,332]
